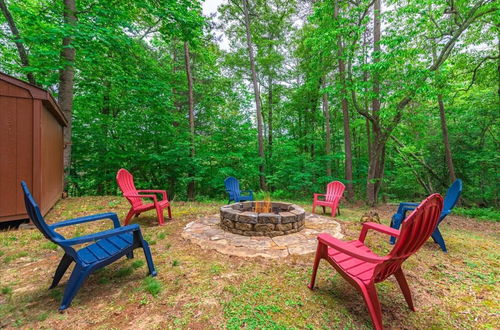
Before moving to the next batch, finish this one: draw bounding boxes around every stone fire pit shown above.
[220,201,306,237]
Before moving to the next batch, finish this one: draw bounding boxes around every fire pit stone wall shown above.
[220,201,306,237]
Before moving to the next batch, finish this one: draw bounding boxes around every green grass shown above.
[1,286,12,294]
[115,266,134,278]
[0,196,497,329]
[40,241,58,250]
[3,251,28,263]
[142,277,162,297]
[131,260,145,269]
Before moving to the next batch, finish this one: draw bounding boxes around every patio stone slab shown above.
[181,212,344,258]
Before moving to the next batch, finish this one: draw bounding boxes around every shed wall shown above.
[0,94,33,221]
[40,104,64,214]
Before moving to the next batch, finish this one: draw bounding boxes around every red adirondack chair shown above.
[312,181,345,217]
[308,193,443,330]
[116,169,172,226]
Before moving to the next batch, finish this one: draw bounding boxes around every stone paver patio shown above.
[182,213,344,258]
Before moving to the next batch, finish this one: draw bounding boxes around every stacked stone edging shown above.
[220,201,306,237]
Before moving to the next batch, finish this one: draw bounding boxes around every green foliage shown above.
[454,208,500,222]
[0,0,498,207]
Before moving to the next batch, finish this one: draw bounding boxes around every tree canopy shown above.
[1,0,498,206]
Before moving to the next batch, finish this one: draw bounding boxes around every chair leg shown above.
[308,242,326,290]
[322,206,325,214]
[431,227,447,252]
[331,204,336,217]
[337,206,341,216]
[49,254,73,289]
[155,204,164,226]
[167,206,172,219]
[389,215,402,245]
[141,242,157,276]
[124,209,135,226]
[59,265,90,311]
[312,204,316,214]
[360,283,384,330]
[394,268,415,311]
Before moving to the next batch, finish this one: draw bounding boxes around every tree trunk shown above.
[0,0,36,85]
[366,0,382,206]
[184,41,196,200]
[242,0,266,190]
[268,75,273,164]
[59,0,77,189]
[362,32,372,166]
[335,0,354,200]
[321,76,332,177]
[497,26,500,104]
[437,94,456,183]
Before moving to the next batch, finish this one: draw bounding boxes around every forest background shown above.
[0,0,498,209]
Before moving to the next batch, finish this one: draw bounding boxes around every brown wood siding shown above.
[16,98,33,213]
[0,96,33,219]
[0,80,31,99]
[40,104,63,214]
[0,73,66,222]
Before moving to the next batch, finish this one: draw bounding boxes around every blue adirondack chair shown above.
[389,179,462,252]
[21,181,157,310]
[224,177,254,203]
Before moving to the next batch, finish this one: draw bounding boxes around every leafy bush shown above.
[454,208,500,222]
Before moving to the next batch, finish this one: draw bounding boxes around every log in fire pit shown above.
[220,201,306,237]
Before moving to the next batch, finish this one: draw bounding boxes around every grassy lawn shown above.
[0,197,498,329]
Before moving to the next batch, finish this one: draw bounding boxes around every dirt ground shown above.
[0,197,498,329]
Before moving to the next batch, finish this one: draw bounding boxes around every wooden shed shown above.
[0,72,68,223]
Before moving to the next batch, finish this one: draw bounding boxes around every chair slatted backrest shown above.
[21,181,65,242]
[441,179,462,222]
[116,169,143,208]
[373,193,443,283]
[224,177,240,201]
[325,181,345,202]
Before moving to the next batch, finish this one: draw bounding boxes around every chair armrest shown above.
[59,224,141,246]
[314,193,326,201]
[399,202,419,207]
[125,193,158,203]
[359,222,400,242]
[50,213,120,229]
[317,234,386,263]
[137,190,168,201]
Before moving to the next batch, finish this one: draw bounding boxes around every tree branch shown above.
[0,0,37,85]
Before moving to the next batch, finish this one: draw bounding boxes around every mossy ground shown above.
[0,197,498,329]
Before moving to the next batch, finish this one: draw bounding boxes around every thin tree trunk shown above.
[366,0,382,206]
[0,0,36,85]
[437,94,456,183]
[268,76,273,164]
[362,31,372,165]
[335,0,354,200]
[321,76,332,177]
[59,0,77,189]
[497,26,500,105]
[184,41,196,200]
[242,0,266,190]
